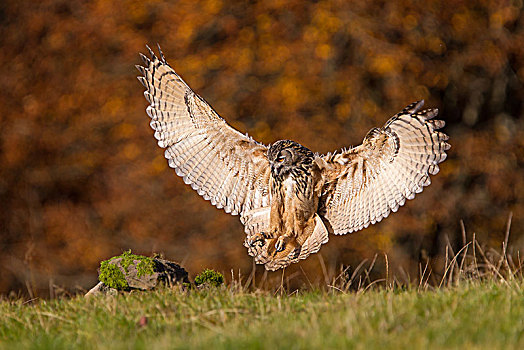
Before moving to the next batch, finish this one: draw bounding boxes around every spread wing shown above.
[319,100,450,235]
[137,46,271,226]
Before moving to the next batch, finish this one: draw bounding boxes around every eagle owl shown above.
[137,46,450,271]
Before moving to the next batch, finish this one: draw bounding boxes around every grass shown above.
[0,281,523,349]
[1,215,522,349]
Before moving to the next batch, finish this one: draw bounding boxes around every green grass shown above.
[1,281,523,349]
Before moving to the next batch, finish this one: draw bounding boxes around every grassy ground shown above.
[1,281,523,349]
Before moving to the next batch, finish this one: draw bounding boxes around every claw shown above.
[275,236,287,252]
[262,231,276,239]
[248,233,266,247]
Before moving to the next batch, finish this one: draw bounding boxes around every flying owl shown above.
[137,46,450,271]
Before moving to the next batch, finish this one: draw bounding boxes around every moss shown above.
[118,250,156,277]
[194,269,224,287]
[98,250,156,290]
[99,260,128,290]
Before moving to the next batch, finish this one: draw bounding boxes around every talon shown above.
[275,236,286,252]
[249,233,266,247]
[263,231,276,239]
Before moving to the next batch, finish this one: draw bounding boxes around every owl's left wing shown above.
[318,101,450,235]
[137,46,271,226]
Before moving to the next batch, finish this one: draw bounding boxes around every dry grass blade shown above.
[317,254,330,286]
[496,212,513,274]
[439,243,472,288]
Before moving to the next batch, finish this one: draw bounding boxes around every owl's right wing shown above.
[137,46,271,226]
[318,101,450,235]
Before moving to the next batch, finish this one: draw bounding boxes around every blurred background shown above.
[1,0,523,296]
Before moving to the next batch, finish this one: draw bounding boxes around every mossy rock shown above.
[194,269,224,288]
[95,251,189,293]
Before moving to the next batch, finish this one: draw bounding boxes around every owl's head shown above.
[268,140,314,178]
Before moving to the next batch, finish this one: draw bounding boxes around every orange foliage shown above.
[0,0,523,295]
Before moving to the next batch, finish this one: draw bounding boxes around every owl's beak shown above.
[271,163,285,177]
[270,163,280,176]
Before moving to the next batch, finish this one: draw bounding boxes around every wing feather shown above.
[319,101,450,235]
[138,46,271,226]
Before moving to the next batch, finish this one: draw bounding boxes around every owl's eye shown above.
[277,157,285,162]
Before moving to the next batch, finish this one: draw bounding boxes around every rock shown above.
[154,258,190,287]
[85,252,189,297]
[126,262,160,289]
[85,281,118,297]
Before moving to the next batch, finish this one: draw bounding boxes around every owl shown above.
[137,46,450,271]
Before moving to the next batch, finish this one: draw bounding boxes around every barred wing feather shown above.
[320,101,450,235]
[137,46,271,227]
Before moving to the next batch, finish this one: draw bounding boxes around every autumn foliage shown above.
[0,0,523,295]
